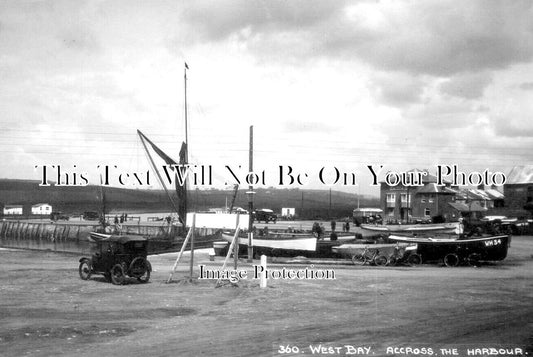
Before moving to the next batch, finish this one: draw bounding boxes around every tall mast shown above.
[184,62,189,164]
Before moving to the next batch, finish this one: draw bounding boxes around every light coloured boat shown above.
[361,222,460,234]
[221,232,317,252]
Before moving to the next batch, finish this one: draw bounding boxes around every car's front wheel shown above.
[78,259,92,280]
[110,264,126,285]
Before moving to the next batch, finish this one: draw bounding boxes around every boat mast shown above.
[184,62,189,163]
[184,62,194,279]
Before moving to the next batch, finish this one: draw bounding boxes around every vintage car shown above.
[253,209,277,223]
[50,211,69,221]
[78,235,152,285]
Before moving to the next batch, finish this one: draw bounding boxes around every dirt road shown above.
[1,237,532,357]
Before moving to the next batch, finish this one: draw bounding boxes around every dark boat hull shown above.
[388,234,510,263]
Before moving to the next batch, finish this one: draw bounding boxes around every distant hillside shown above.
[0,179,379,219]
[196,187,380,219]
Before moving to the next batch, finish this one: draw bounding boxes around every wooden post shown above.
[215,216,241,288]
[61,225,67,242]
[167,213,195,283]
[189,213,196,279]
[52,225,58,241]
[260,254,267,288]
[14,222,20,239]
[31,223,37,239]
[234,214,240,270]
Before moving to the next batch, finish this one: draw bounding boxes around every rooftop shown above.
[506,166,533,185]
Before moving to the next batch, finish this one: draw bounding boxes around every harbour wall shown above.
[0,220,220,254]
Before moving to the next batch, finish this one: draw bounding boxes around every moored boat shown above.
[89,232,111,242]
[220,230,367,258]
[361,222,460,234]
[221,231,317,253]
[388,234,510,266]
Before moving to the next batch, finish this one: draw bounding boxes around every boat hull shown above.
[221,232,317,252]
[218,233,361,258]
[361,222,459,234]
[332,243,411,258]
[388,234,510,263]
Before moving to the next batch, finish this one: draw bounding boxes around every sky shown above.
[1,0,532,196]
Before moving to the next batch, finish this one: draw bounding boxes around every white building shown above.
[3,205,23,215]
[281,207,296,217]
[31,203,52,215]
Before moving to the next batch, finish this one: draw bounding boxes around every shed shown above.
[31,203,52,215]
[3,205,23,215]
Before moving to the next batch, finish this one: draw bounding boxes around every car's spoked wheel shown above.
[408,253,422,266]
[137,261,151,283]
[130,257,151,283]
[78,260,92,280]
[444,253,459,267]
[111,264,126,285]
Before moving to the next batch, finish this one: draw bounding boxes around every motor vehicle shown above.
[352,208,383,226]
[50,211,69,221]
[78,235,151,285]
[253,209,277,223]
[82,211,100,221]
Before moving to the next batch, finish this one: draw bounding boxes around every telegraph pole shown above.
[300,191,304,218]
[329,188,332,219]
[247,126,254,261]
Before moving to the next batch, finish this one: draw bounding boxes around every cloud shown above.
[370,73,426,107]
[491,112,533,138]
[180,1,533,76]
[406,102,474,129]
[283,120,334,134]
[519,82,533,90]
[182,0,346,41]
[439,72,493,99]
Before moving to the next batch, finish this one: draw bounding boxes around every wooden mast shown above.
[184,62,194,280]
[184,62,189,163]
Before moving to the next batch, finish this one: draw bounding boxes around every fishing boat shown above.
[221,231,317,255]
[360,221,460,234]
[388,234,510,266]
[220,229,365,258]
[89,232,111,242]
